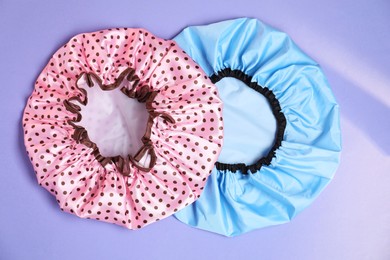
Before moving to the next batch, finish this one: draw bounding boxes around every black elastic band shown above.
[210,68,286,174]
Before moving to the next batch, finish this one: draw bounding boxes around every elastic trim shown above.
[210,68,286,174]
[64,68,175,175]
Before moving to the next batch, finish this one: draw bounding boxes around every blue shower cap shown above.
[173,18,342,236]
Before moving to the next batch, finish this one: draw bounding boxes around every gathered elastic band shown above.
[64,68,175,175]
[210,68,287,174]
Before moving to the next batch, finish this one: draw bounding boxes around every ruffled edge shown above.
[22,27,225,230]
[64,67,175,176]
[210,68,286,174]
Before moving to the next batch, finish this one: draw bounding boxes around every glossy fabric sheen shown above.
[23,28,223,230]
[173,18,342,236]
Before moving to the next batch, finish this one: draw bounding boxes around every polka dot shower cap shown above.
[23,28,223,229]
[173,18,342,236]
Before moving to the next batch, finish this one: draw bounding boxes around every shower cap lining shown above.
[211,68,286,174]
[64,68,175,176]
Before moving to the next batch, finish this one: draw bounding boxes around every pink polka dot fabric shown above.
[22,28,223,229]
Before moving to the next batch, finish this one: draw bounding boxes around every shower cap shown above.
[23,28,223,229]
[173,18,341,236]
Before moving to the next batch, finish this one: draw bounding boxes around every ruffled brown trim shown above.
[64,68,175,176]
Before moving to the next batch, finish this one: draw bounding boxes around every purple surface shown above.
[1,0,389,259]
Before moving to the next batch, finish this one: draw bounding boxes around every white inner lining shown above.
[215,77,277,165]
[135,152,151,169]
[75,75,149,158]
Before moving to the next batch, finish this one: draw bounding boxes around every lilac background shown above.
[1,0,389,259]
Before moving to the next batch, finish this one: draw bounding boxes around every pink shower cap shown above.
[23,28,223,229]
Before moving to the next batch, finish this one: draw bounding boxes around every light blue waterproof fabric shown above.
[215,77,277,165]
[173,18,342,236]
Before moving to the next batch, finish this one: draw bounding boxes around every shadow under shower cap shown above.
[23,28,223,229]
[173,18,342,236]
